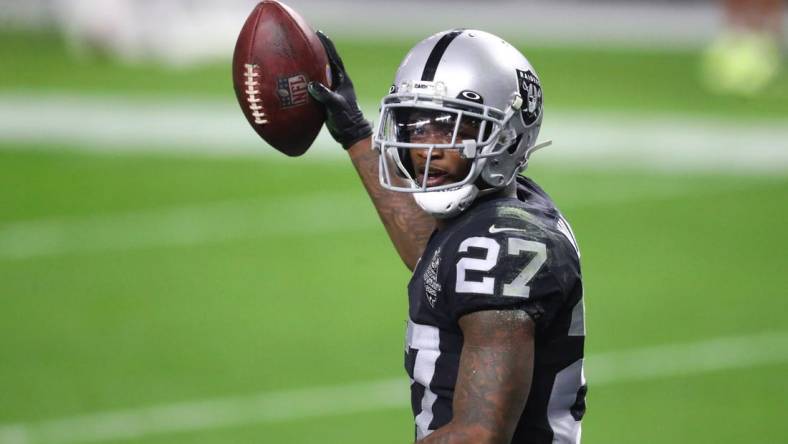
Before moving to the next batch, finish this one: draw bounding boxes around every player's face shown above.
[400,110,478,187]
[409,144,472,187]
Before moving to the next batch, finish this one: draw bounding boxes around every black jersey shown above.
[405,176,586,443]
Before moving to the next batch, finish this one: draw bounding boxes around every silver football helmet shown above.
[373,29,549,218]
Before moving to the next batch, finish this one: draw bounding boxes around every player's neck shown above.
[434,183,517,230]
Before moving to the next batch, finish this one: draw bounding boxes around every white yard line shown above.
[0,178,741,261]
[0,93,786,174]
[589,331,788,385]
[1,331,786,444]
[0,379,410,444]
[0,191,376,261]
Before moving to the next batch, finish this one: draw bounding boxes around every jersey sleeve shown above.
[444,219,580,328]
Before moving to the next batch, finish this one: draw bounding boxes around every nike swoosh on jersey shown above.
[488,225,528,234]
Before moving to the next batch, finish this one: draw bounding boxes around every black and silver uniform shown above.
[405,176,586,443]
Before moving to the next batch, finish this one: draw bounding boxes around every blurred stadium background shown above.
[1,0,787,443]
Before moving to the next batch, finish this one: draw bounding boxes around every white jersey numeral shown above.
[456,237,499,294]
[502,238,547,298]
[455,236,547,298]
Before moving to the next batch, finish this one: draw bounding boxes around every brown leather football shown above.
[232,1,331,156]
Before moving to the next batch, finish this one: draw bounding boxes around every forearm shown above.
[347,137,434,270]
[305,32,432,269]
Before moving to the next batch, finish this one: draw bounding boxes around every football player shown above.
[309,29,586,444]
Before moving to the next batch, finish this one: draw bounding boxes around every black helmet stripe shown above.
[421,29,464,81]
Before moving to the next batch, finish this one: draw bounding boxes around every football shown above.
[232,1,331,156]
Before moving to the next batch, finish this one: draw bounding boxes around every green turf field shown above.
[3,31,788,119]
[1,31,787,444]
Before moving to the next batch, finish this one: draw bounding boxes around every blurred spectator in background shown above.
[702,0,784,96]
[54,0,141,61]
[53,0,251,66]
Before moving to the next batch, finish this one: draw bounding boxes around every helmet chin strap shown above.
[413,184,479,219]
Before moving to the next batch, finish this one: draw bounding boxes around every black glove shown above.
[308,31,373,149]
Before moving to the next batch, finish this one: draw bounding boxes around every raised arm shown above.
[346,138,434,269]
[308,31,434,270]
[419,310,535,444]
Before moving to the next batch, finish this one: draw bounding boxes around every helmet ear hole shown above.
[507,134,524,154]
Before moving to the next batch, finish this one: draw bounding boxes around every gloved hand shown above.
[308,31,373,149]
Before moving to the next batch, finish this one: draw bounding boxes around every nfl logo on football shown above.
[277,74,309,108]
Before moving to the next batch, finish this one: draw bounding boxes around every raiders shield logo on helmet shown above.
[517,69,542,126]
